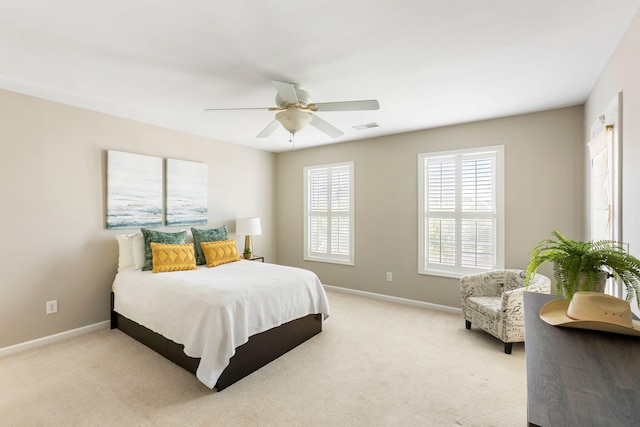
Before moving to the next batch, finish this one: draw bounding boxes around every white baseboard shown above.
[323,284,462,314]
[0,320,111,357]
[1,289,460,357]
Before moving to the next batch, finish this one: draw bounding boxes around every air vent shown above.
[352,122,379,130]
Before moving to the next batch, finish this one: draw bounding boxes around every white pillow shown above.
[130,233,145,270]
[116,233,146,272]
[116,234,135,272]
[118,229,189,272]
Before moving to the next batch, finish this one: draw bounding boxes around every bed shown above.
[111,258,330,390]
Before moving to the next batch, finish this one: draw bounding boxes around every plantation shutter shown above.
[420,147,502,276]
[308,169,329,254]
[330,167,351,256]
[426,157,456,266]
[460,156,495,269]
[587,125,614,243]
[305,162,353,264]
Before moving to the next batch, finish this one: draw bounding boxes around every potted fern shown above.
[524,230,640,307]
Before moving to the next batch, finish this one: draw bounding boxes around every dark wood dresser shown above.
[524,292,640,426]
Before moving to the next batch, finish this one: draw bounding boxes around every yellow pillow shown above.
[150,243,196,273]
[201,240,241,267]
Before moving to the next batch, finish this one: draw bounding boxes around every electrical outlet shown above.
[386,272,393,282]
[46,300,58,315]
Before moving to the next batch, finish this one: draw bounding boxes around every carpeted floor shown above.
[0,290,527,426]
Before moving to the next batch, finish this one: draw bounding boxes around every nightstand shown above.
[245,256,264,262]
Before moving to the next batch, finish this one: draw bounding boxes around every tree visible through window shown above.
[418,146,504,277]
[304,161,354,265]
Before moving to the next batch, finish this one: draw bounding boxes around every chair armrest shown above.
[526,277,551,294]
[501,280,550,314]
[501,287,525,314]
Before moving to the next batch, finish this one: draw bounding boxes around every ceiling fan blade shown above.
[313,99,380,112]
[256,120,280,138]
[271,80,299,104]
[309,115,344,138]
[204,107,270,111]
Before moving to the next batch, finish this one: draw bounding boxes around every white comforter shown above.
[112,260,330,388]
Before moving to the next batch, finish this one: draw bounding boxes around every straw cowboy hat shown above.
[539,291,640,337]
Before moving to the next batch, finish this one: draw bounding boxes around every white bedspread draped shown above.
[112,260,330,388]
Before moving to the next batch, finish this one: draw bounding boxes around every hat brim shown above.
[539,299,640,337]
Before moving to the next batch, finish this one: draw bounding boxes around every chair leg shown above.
[465,320,471,329]
[504,343,513,354]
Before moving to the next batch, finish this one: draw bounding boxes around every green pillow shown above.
[141,228,188,271]
[191,226,229,265]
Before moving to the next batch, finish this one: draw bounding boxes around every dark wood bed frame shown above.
[110,292,323,390]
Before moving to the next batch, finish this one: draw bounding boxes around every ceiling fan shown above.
[204,80,380,139]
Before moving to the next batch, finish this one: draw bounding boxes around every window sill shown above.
[418,269,465,279]
[304,256,354,266]
[419,267,500,279]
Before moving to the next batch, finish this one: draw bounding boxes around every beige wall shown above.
[276,106,584,307]
[0,89,276,348]
[585,11,640,256]
[14,11,640,344]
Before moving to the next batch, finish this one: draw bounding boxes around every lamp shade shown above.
[236,217,262,236]
[275,109,313,134]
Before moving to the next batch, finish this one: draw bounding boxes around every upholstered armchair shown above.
[460,269,550,354]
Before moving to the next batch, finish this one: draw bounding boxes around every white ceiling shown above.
[1,1,639,152]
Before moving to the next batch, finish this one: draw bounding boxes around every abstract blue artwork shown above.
[166,158,208,226]
[106,150,163,229]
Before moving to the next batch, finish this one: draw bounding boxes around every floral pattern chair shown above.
[460,269,550,354]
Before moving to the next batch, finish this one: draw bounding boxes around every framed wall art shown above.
[166,158,208,226]
[106,150,163,229]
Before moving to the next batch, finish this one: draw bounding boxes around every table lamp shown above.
[236,217,262,257]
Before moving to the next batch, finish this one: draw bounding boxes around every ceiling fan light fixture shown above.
[206,80,379,140]
[275,108,313,134]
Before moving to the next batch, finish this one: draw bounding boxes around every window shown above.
[588,94,622,300]
[418,146,504,277]
[304,161,354,265]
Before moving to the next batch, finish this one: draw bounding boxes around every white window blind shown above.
[304,162,354,265]
[418,146,504,277]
